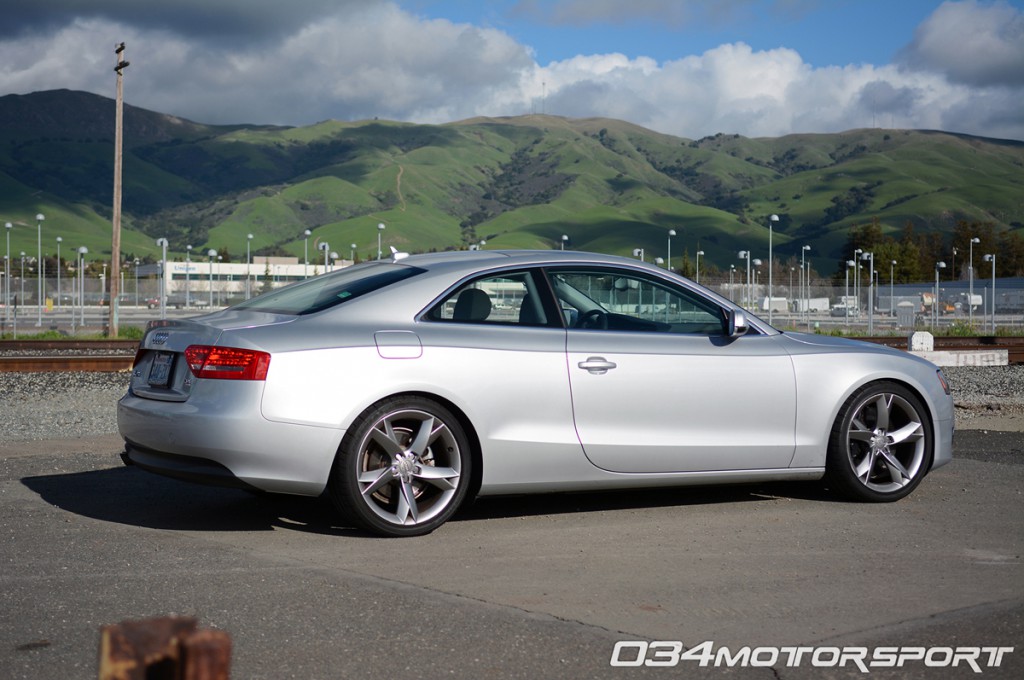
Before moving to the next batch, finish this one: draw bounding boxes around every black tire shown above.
[825,381,933,502]
[331,396,471,537]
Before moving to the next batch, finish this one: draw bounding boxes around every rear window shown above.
[232,262,425,315]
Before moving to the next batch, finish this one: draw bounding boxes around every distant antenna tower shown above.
[542,81,546,115]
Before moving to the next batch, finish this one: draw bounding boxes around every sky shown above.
[1,0,1022,141]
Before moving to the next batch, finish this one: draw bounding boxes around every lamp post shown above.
[377,222,385,260]
[695,250,704,284]
[134,259,140,308]
[801,245,811,323]
[303,229,312,279]
[934,261,946,329]
[20,253,26,313]
[969,236,980,324]
[55,236,62,310]
[245,233,253,299]
[35,213,43,326]
[320,241,330,271]
[77,247,88,327]
[983,254,995,333]
[729,264,736,300]
[560,234,568,250]
[738,251,751,309]
[852,248,862,313]
[861,251,874,334]
[845,260,854,326]
[767,213,778,324]
[185,245,192,307]
[889,260,897,318]
[633,248,644,262]
[4,222,11,322]
[156,237,168,319]
[752,259,762,311]
[207,249,217,308]
[350,243,357,263]
[667,229,676,272]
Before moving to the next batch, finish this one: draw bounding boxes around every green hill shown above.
[1,90,1021,276]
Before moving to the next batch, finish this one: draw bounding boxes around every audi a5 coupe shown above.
[118,249,954,536]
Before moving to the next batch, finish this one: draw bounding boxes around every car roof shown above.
[388,249,662,274]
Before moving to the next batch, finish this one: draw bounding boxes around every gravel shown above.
[0,366,1022,443]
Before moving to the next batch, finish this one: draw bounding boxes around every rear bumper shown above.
[117,390,344,496]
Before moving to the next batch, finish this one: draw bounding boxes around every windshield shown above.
[231,262,425,315]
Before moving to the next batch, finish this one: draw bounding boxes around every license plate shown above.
[148,352,174,387]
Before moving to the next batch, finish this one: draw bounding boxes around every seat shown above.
[518,294,544,325]
[452,288,492,322]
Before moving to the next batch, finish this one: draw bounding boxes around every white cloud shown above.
[0,0,1020,141]
[898,0,1024,87]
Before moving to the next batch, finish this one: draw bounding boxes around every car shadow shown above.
[21,465,839,538]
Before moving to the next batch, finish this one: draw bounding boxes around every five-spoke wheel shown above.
[332,396,471,536]
[826,381,933,502]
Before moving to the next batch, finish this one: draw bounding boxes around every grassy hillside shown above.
[0,90,1021,277]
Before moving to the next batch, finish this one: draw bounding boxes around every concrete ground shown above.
[1,430,1021,679]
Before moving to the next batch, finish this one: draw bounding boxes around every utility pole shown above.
[109,42,129,337]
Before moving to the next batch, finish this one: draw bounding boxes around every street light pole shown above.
[55,236,62,311]
[4,222,11,323]
[890,260,897,319]
[768,214,778,324]
[303,229,311,279]
[738,251,751,309]
[246,233,253,299]
[377,223,385,260]
[156,237,168,319]
[667,229,676,272]
[35,213,43,326]
[207,249,217,308]
[695,250,704,284]
[78,247,88,328]
[801,245,811,324]
[969,236,980,324]
[862,252,874,334]
[934,261,946,329]
[560,234,568,250]
[185,245,192,307]
[983,254,995,333]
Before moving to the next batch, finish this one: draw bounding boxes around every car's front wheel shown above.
[331,396,471,537]
[826,381,933,502]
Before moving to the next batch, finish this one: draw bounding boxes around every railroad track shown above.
[0,340,138,373]
[1,337,1022,372]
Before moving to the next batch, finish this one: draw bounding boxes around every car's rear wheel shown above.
[331,396,471,537]
[826,381,933,502]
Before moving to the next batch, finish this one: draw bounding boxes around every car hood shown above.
[780,331,906,357]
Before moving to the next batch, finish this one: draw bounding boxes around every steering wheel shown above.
[577,309,608,329]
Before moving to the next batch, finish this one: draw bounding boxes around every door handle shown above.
[578,356,617,375]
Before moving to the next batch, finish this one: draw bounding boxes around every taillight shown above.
[185,345,271,381]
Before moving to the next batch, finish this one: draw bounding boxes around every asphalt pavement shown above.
[1,431,1021,679]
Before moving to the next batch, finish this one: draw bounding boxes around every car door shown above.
[550,267,797,474]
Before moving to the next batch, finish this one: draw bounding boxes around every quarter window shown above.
[426,271,552,326]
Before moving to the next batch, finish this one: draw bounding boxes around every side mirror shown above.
[728,309,749,338]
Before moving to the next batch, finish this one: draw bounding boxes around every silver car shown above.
[118,250,954,536]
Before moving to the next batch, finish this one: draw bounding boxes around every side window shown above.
[426,271,551,326]
[549,268,727,335]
